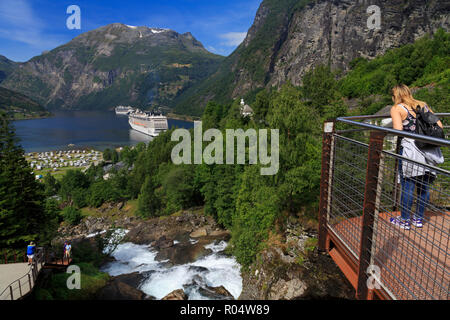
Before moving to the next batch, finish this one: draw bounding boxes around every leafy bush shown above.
[87,180,121,208]
[72,188,89,208]
[43,173,60,196]
[339,29,449,98]
[36,262,109,300]
[59,169,90,201]
[137,175,161,217]
[62,206,82,225]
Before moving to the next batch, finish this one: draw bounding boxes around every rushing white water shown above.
[86,230,107,239]
[101,239,242,300]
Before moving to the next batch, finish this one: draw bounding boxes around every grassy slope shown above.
[340,29,450,115]
[0,86,50,119]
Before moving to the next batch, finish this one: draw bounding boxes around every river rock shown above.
[97,273,154,300]
[156,243,212,265]
[190,228,208,238]
[268,278,307,300]
[198,285,234,300]
[152,236,174,249]
[110,272,145,288]
[162,289,187,300]
[239,226,354,300]
[209,230,230,238]
[125,210,217,245]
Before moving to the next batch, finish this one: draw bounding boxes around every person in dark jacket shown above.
[389,84,443,230]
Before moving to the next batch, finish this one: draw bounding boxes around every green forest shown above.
[0,87,50,120]
[0,30,448,269]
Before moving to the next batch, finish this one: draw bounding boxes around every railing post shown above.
[356,130,386,300]
[392,136,401,212]
[32,261,37,283]
[318,120,335,251]
[9,286,13,300]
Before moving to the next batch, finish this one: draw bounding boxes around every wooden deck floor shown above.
[329,211,449,300]
[0,256,71,300]
[0,262,41,300]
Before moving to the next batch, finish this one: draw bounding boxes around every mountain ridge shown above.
[173,0,450,115]
[1,23,224,111]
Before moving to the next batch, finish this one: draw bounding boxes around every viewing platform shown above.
[0,248,71,300]
[318,114,449,300]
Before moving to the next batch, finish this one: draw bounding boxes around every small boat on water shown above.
[128,109,168,137]
[115,106,135,115]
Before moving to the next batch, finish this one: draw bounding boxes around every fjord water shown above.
[12,111,194,152]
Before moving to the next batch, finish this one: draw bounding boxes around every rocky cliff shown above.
[267,0,449,88]
[1,23,224,111]
[175,0,449,114]
[238,218,354,300]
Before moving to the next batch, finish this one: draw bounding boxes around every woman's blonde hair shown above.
[392,84,426,111]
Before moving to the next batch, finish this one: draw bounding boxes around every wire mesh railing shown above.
[319,113,449,300]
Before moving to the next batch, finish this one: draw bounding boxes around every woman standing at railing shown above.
[26,242,36,265]
[390,84,444,230]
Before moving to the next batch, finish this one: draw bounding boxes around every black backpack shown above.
[414,105,445,149]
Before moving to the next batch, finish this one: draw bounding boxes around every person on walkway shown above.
[63,241,67,258]
[64,242,72,261]
[27,242,36,265]
[389,84,443,230]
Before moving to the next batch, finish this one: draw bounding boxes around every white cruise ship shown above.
[128,109,169,136]
[115,106,135,115]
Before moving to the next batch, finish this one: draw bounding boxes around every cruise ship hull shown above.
[128,116,168,137]
[115,106,135,115]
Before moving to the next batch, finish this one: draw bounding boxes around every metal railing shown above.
[0,247,45,300]
[1,249,28,264]
[319,113,449,300]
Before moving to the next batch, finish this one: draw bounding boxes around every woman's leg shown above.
[415,173,435,220]
[392,145,412,229]
[400,176,415,220]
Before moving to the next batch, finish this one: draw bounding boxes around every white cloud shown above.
[219,32,247,47]
[0,0,61,48]
[206,45,227,56]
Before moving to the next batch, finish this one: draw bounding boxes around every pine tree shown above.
[137,175,161,217]
[0,115,48,248]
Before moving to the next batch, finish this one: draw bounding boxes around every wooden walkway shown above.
[0,250,71,300]
[329,211,449,300]
[0,262,43,300]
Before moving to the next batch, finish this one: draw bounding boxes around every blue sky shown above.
[0,0,262,62]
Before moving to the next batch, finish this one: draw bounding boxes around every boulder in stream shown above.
[162,289,187,300]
